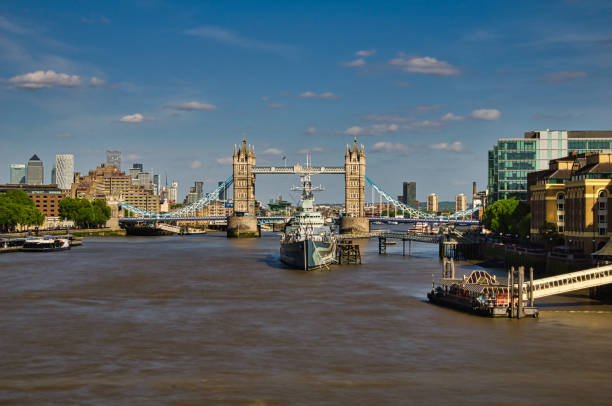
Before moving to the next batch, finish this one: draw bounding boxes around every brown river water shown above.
[1,231,612,405]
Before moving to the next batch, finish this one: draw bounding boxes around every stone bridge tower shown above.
[340,138,369,233]
[344,137,366,217]
[232,137,256,215]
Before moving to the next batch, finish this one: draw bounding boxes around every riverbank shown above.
[0,228,126,238]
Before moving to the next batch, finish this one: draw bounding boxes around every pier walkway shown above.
[525,264,612,299]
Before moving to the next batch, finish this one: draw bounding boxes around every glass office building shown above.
[488,130,612,202]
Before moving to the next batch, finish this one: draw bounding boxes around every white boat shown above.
[21,237,71,252]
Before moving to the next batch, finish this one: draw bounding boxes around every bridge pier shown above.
[339,217,370,234]
[226,215,260,238]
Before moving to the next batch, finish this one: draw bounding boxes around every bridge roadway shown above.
[118,216,477,226]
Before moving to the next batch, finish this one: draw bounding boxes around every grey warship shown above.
[280,159,337,270]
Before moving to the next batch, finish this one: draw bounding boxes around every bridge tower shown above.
[340,138,370,233]
[227,137,259,238]
[232,137,256,215]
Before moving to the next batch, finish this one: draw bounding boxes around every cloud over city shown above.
[165,101,217,111]
[119,113,153,123]
[299,91,341,99]
[389,54,460,76]
[9,70,81,88]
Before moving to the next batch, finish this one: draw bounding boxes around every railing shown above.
[528,264,612,299]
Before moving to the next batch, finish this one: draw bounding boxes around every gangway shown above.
[525,264,612,299]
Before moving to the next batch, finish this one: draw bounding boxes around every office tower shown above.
[194,181,203,199]
[51,165,56,184]
[106,150,121,169]
[402,181,417,207]
[136,172,151,189]
[426,193,438,212]
[455,193,467,212]
[26,154,44,185]
[9,164,26,184]
[153,174,160,195]
[55,154,74,190]
[169,181,178,203]
[488,130,612,202]
[133,163,143,172]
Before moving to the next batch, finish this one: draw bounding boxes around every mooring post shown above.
[409,240,412,256]
[529,267,534,307]
[518,266,525,319]
[450,258,455,279]
[402,239,405,256]
[510,266,515,318]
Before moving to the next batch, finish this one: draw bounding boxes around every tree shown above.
[59,198,111,228]
[0,190,45,232]
[482,198,530,238]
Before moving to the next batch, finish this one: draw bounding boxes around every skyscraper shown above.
[169,181,178,204]
[106,150,121,169]
[426,193,438,212]
[9,164,26,184]
[132,163,143,171]
[153,174,160,195]
[26,154,44,185]
[455,193,467,212]
[402,181,417,207]
[55,154,74,190]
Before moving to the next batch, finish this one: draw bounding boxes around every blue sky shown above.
[1,0,611,203]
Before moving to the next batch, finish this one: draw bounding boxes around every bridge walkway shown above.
[526,264,612,299]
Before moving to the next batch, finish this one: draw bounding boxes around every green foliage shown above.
[482,198,531,238]
[59,197,111,229]
[0,190,45,232]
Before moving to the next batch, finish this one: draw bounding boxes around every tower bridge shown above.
[117,136,482,237]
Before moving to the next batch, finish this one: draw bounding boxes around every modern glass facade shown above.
[488,130,612,202]
[9,164,26,184]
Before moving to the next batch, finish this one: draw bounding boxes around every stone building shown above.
[344,138,366,217]
[455,193,467,212]
[426,193,439,212]
[71,164,159,212]
[528,152,612,253]
[232,137,256,215]
[0,184,65,217]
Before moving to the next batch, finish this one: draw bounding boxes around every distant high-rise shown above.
[51,165,56,184]
[106,150,121,169]
[169,181,178,204]
[194,181,203,199]
[9,164,26,184]
[153,174,160,195]
[402,182,417,207]
[136,172,151,189]
[55,154,74,190]
[426,193,438,212]
[455,193,467,212]
[26,154,44,185]
[133,163,144,171]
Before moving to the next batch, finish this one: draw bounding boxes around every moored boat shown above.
[21,237,71,252]
[280,157,337,271]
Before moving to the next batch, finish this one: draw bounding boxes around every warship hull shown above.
[280,239,336,271]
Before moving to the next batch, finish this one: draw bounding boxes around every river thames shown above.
[1,232,612,405]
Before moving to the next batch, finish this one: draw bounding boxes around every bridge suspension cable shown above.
[118,175,234,218]
[364,175,482,220]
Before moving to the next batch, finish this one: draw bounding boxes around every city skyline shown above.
[1,1,612,202]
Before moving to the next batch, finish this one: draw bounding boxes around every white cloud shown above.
[165,101,217,111]
[470,109,501,120]
[0,16,28,34]
[371,141,409,153]
[343,124,399,136]
[304,127,318,134]
[356,49,376,57]
[389,54,460,76]
[267,103,287,109]
[185,25,295,57]
[89,77,105,86]
[262,148,283,155]
[441,112,464,121]
[299,91,341,99]
[189,160,202,169]
[430,141,463,152]
[342,58,366,67]
[119,113,152,123]
[9,70,81,89]
[541,71,587,83]
[216,157,233,165]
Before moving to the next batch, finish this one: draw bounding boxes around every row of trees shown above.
[0,190,45,232]
[59,198,111,229]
